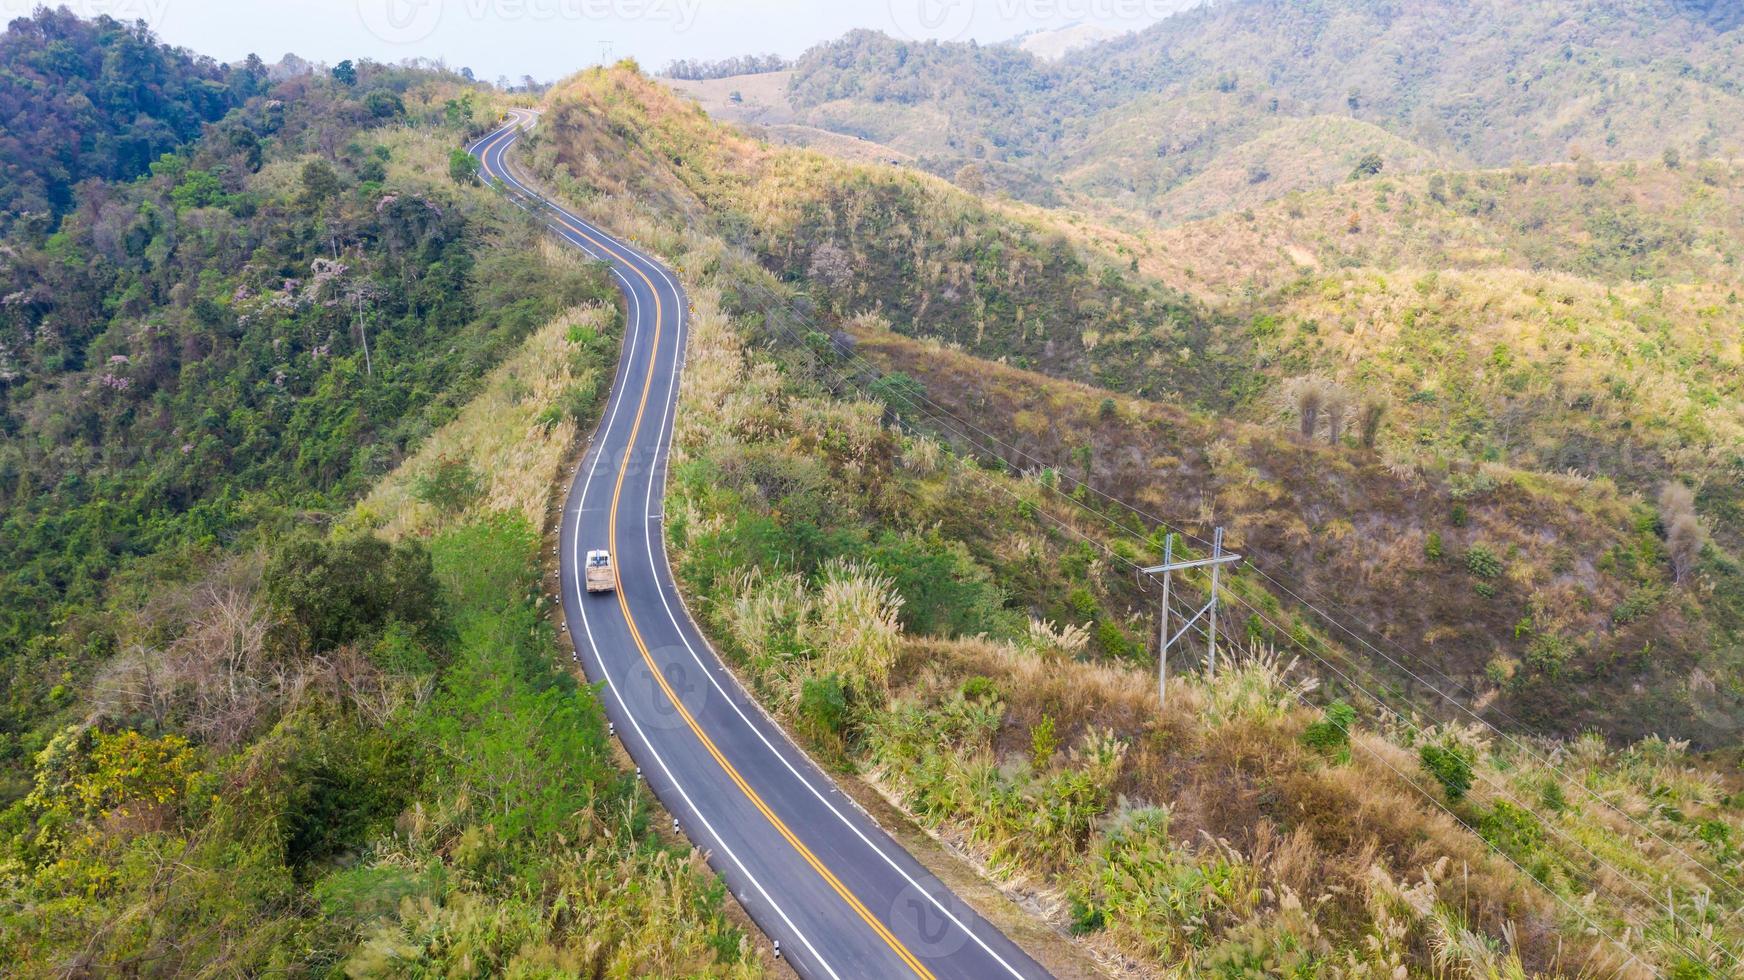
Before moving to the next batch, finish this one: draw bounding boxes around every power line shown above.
[483,132,1740,970]
[731,266,1744,921]
[725,268,1739,973]
[746,300,1682,976]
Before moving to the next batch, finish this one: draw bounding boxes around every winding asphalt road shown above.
[470,111,1051,980]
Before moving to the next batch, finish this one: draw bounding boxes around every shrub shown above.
[559,379,599,422]
[448,148,479,185]
[868,371,926,415]
[1540,779,1568,813]
[1424,532,1444,561]
[1068,896,1105,935]
[414,454,486,515]
[867,533,1004,637]
[1358,398,1386,448]
[1067,587,1099,620]
[1301,700,1357,756]
[1096,619,1134,659]
[1696,819,1731,853]
[1612,585,1663,624]
[1659,482,1708,584]
[1289,377,1326,439]
[1349,152,1384,180]
[1526,632,1573,675]
[1031,713,1058,771]
[1419,742,1475,802]
[960,676,999,701]
[799,673,850,739]
[1465,544,1502,578]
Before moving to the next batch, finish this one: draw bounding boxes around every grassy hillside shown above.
[767,1,1744,218]
[851,326,1739,744]
[514,72,1744,972]
[534,65,1240,404]
[529,64,1744,749]
[1071,0,1744,166]
[1136,159,1744,299]
[1139,161,1744,746]
[1059,96,1442,224]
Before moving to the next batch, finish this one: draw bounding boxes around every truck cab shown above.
[584,549,615,593]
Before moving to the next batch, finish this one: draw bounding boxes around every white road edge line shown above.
[637,257,1029,980]
[494,111,1029,978]
[479,120,842,980]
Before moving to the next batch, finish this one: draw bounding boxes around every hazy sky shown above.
[5,0,1198,82]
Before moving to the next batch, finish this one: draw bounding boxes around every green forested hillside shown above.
[0,60,599,774]
[6,3,1744,974]
[0,20,758,976]
[0,9,260,224]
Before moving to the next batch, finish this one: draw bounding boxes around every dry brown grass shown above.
[354,304,613,538]
[883,634,1630,977]
[848,323,1695,740]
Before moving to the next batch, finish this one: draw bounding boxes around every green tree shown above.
[263,533,443,656]
[1349,152,1384,179]
[414,454,486,515]
[443,94,476,129]
[331,59,357,86]
[448,148,480,185]
[364,89,404,118]
[299,158,342,205]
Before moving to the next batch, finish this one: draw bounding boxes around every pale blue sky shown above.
[3,0,1198,82]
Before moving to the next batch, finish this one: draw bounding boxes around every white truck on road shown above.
[585,549,615,593]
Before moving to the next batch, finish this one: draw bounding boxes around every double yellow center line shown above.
[482,118,936,980]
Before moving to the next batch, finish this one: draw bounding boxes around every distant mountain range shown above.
[761,0,1744,220]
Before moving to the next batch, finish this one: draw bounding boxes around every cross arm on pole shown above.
[1138,553,1243,575]
[1140,527,1241,708]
